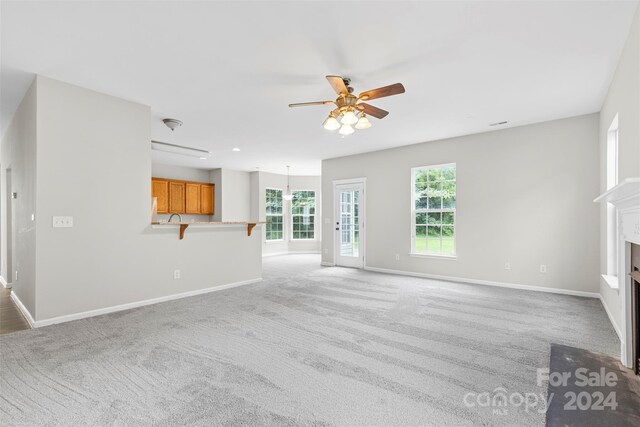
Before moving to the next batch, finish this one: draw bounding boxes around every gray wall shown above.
[0,77,37,316]
[18,76,261,322]
[220,169,251,221]
[322,114,601,294]
[598,4,640,331]
[210,168,223,221]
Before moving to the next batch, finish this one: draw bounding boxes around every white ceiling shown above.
[1,1,637,175]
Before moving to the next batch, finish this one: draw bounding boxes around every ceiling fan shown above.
[289,75,405,136]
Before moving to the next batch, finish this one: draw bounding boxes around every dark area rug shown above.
[546,344,640,427]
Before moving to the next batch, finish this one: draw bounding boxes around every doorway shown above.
[334,180,365,268]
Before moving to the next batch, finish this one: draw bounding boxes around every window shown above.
[411,164,456,256]
[266,188,283,241]
[606,115,619,277]
[291,190,316,240]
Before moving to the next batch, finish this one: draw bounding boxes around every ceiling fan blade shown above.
[358,83,405,101]
[288,101,335,107]
[358,102,389,119]
[326,75,348,95]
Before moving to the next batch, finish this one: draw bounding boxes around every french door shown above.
[334,181,365,268]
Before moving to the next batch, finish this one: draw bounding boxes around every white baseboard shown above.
[263,251,321,257]
[262,251,289,257]
[10,291,35,328]
[0,275,10,289]
[599,294,622,339]
[29,277,262,328]
[362,266,600,299]
[320,261,335,267]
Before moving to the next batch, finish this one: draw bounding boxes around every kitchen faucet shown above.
[168,213,182,223]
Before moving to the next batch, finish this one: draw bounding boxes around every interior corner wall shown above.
[249,171,259,222]
[33,76,261,322]
[254,171,322,255]
[322,113,601,294]
[0,77,37,317]
[220,169,251,221]
[598,3,640,332]
[209,168,222,221]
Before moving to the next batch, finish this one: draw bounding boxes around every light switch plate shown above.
[52,216,73,228]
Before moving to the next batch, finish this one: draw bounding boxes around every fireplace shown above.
[632,243,640,375]
[594,177,640,370]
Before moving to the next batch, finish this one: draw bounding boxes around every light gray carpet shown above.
[1,255,619,426]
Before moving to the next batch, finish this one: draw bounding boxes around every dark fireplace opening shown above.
[632,243,640,375]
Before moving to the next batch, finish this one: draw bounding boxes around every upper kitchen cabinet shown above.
[151,178,169,214]
[185,183,201,214]
[152,177,215,215]
[169,181,186,213]
[200,184,215,215]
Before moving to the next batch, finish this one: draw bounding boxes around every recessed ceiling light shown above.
[232,147,241,152]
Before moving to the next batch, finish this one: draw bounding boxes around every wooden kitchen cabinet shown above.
[200,184,215,215]
[151,179,169,214]
[152,178,215,215]
[169,181,186,213]
[185,183,201,214]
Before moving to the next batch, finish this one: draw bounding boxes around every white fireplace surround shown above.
[595,177,640,368]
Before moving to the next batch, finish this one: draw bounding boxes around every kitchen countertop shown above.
[152,221,264,225]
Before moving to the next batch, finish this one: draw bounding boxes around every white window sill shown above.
[409,253,457,260]
[265,240,285,244]
[601,274,619,291]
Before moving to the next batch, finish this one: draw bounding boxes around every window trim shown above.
[606,115,619,278]
[265,187,284,242]
[410,163,457,259]
[290,189,317,241]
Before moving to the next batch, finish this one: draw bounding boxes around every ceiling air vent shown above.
[489,121,508,127]
[151,140,211,160]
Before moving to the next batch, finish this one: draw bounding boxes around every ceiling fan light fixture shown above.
[339,124,354,136]
[355,114,372,130]
[341,110,358,125]
[323,115,340,130]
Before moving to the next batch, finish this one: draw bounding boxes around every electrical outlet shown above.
[174,269,181,279]
[395,254,400,261]
[52,216,73,228]
[31,213,35,221]
[540,264,547,273]
[15,270,18,281]
[504,262,511,270]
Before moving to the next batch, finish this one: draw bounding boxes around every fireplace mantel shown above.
[594,177,640,209]
[595,177,640,368]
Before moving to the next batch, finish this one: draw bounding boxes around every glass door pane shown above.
[335,182,364,269]
[340,190,359,257]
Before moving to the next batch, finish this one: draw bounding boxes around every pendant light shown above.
[283,165,294,201]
